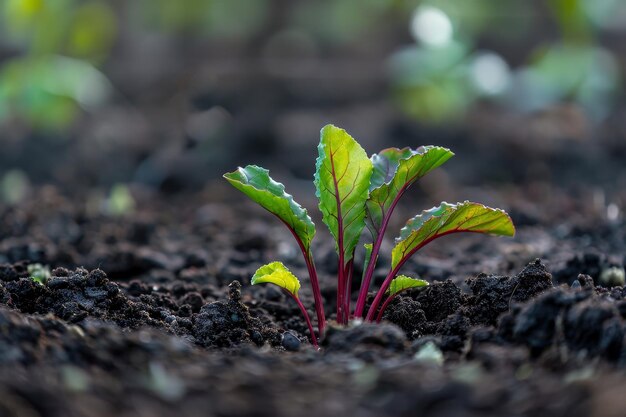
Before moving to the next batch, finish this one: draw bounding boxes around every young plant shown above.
[251,261,319,348]
[224,124,515,346]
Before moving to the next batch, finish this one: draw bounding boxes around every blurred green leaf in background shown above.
[389,0,624,124]
[0,0,625,132]
[0,0,116,129]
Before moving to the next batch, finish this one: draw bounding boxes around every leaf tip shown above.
[251,261,301,298]
[320,123,340,133]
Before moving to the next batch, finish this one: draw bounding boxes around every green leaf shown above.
[366,146,454,238]
[391,201,515,268]
[386,275,428,296]
[251,261,301,297]
[224,165,315,252]
[314,124,373,264]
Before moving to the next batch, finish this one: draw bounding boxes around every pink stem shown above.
[343,259,354,322]
[354,185,409,318]
[278,218,326,335]
[366,264,402,321]
[366,229,467,321]
[303,253,326,335]
[376,294,396,323]
[293,294,319,348]
[337,258,345,324]
[353,232,383,317]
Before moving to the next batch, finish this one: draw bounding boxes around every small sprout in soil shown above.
[251,262,319,347]
[28,263,51,285]
[225,124,515,345]
[106,183,135,216]
[599,266,626,287]
[0,169,30,204]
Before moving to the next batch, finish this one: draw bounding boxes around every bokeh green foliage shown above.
[293,0,394,44]
[0,0,116,129]
[0,0,275,130]
[135,0,269,38]
[0,0,624,131]
[390,0,623,123]
[3,0,116,61]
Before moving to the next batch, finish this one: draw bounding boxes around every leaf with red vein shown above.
[391,201,515,269]
[366,146,454,239]
[314,125,373,265]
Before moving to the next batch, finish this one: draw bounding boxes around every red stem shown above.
[366,228,474,321]
[353,230,383,317]
[376,294,396,323]
[343,259,354,323]
[354,186,408,317]
[278,218,326,335]
[292,294,319,348]
[336,250,346,324]
[366,264,402,321]
[304,253,326,335]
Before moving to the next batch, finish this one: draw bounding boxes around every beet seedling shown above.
[224,125,515,348]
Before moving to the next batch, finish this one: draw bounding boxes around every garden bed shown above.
[0,178,625,417]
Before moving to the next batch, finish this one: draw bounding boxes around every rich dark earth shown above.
[1,168,625,417]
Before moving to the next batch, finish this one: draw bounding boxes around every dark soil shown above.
[1,185,626,417]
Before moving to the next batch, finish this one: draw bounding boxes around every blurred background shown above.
[1,0,626,205]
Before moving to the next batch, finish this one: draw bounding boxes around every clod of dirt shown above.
[179,292,204,313]
[380,297,426,337]
[563,299,624,361]
[415,280,462,323]
[435,314,471,352]
[322,322,406,359]
[554,252,624,287]
[193,281,280,348]
[0,263,26,282]
[498,284,625,361]
[0,267,166,328]
[577,274,595,289]
[464,259,553,326]
[499,289,587,355]
[0,304,196,371]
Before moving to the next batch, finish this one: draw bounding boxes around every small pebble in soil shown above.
[281,331,301,351]
[250,330,264,346]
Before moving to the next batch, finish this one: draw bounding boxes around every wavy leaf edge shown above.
[251,261,301,297]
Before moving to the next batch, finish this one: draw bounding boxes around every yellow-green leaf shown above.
[386,275,428,296]
[251,261,301,297]
[224,165,315,252]
[314,124,373,264]
[391,201,515,269]
[366,146,453,238]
